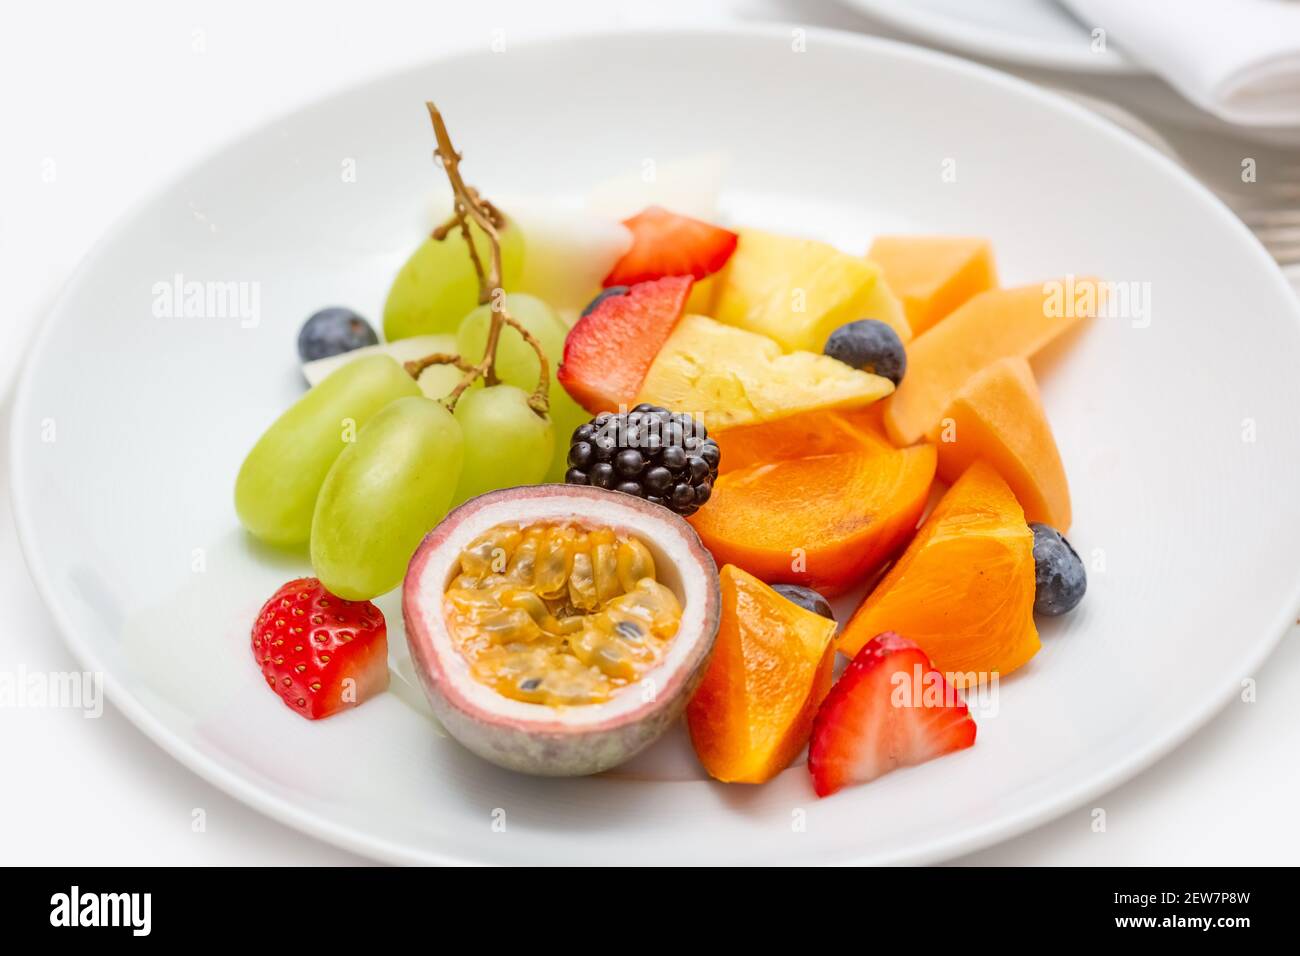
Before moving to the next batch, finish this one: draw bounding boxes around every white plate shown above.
[11,26,1300,866]
[841,0,1142,75]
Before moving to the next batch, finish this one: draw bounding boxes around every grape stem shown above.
[407,101,550,418]
[403,353,473,378]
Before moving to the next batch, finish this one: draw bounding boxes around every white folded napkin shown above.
[1061,0,1300,126]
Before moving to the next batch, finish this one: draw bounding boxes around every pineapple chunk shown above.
[712,228,909,351]
[636,315,893,430]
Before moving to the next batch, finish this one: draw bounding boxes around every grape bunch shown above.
[384,221,525,341]
[236,284,585,600]
[234,105,586,601]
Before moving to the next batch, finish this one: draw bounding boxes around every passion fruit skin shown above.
[403,485,721,777]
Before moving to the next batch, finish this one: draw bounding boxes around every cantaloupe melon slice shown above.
[883,278,1101,446]
[867,236,998,335]
[931,356,1071,530]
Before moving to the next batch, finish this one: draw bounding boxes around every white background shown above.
[2,0,1297,865]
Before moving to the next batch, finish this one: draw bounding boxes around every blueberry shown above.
[297,308,378,363]
[581,286,630,317]
[589,463,616,489]
[564,468,589,485]
[771,584,835,621]
[1029,523,1086,615]
[823,319,906,386]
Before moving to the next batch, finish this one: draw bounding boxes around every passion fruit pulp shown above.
[444,522,684,706]
[404,485,721,777]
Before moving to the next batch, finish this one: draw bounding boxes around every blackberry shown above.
[563,403,720,517]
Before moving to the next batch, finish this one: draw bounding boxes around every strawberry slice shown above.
[558,275,693,414]
[251,577,389,720]
[603,206,738,287]
[808,631,976,796]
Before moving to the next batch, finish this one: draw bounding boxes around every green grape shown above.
[451,385,554,505]
[456,293,566,393]
[416,363,480,402]
[383,221,524,341]
[311,396,464,600]
[544,382,592,483]
[235,354,420,546]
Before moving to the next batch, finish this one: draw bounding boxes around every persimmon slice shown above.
[687,565,837,784]
[711,404,891,476]
[689,442,936,597]
[839,460,1040,684]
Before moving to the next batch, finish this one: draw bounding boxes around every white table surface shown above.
[3,0,1297,866]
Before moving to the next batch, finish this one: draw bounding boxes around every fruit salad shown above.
[235,102,1095,798]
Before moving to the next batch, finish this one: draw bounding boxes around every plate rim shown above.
[10,22,1300,866]
[839,0,1145,76]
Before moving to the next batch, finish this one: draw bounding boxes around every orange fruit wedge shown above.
[867,236,998,336]
[839,460,1039,684]
[687,565,837,784]
[690,442,936,597]
[931,356,1072,529]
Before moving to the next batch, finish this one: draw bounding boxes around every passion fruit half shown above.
[403,485,721,776]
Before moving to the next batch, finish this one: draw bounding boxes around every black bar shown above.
[0,867,1279,940]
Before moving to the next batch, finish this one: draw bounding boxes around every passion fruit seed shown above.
[443,521,683,705]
